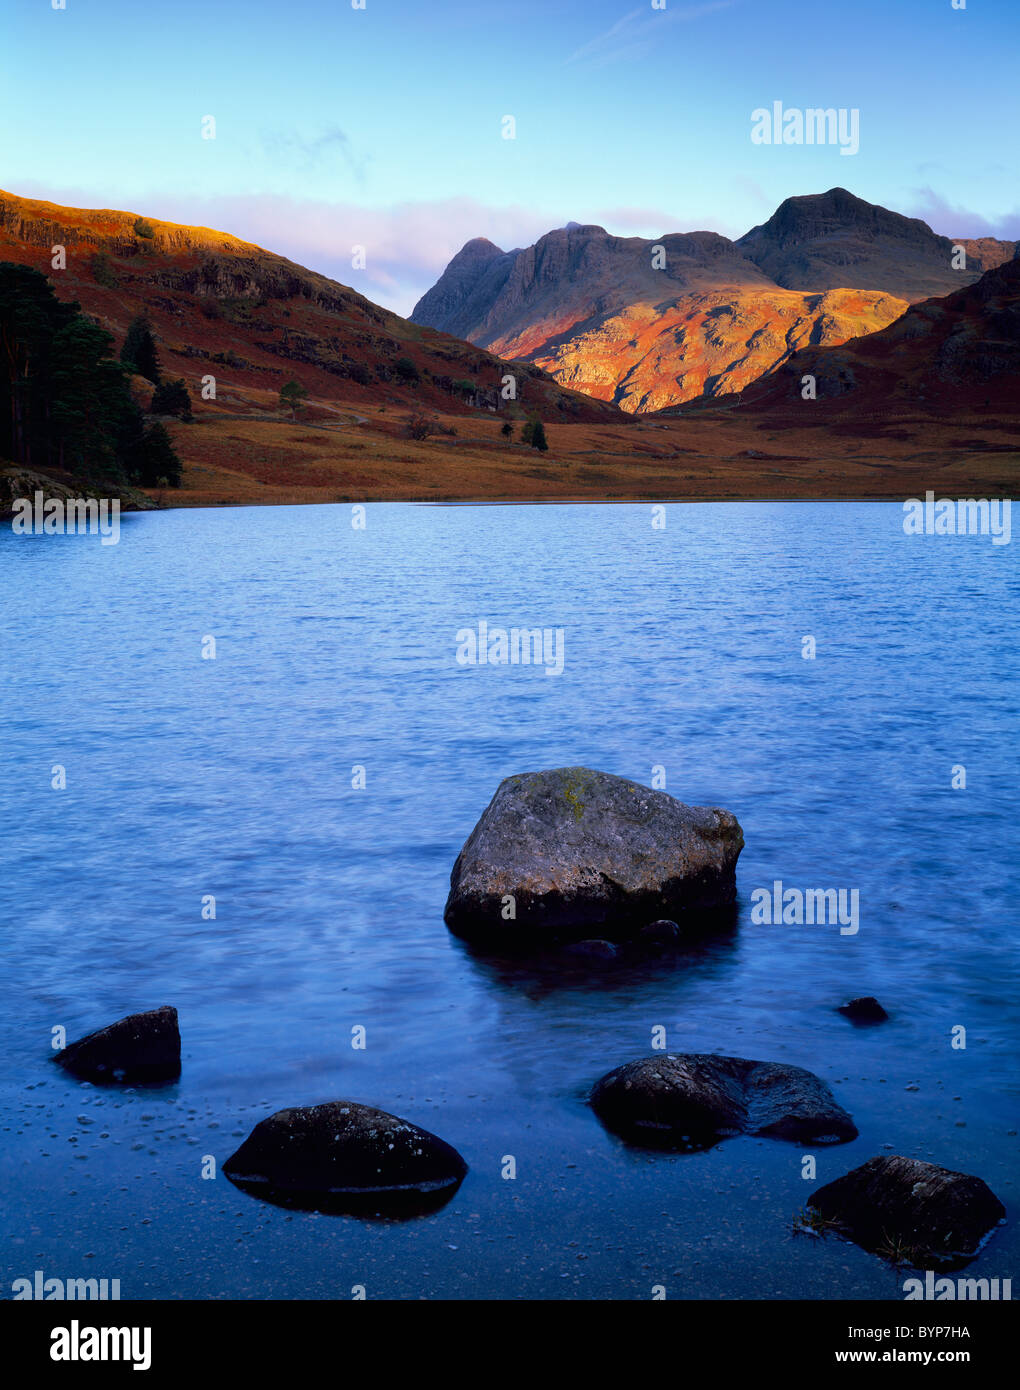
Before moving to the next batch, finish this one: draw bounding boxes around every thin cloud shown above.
[259,126,368,185]
[565,2,736,70]
[904,187,1020,241]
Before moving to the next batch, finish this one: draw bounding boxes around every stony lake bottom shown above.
[1,500,1017,1300]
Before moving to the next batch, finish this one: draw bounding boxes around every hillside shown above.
[0,189,620,427]
[698,251,1020,424]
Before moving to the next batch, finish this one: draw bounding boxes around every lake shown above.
[1,500,1016,1299]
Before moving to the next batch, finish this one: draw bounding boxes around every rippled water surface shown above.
[1,501,1017,1299]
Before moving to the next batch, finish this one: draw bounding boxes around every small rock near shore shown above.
[808,1155,1005,1268]
[838,996,889,1022]
[591,1053,857,1148]
[639,919,685,948]
[53,1006,181,1084]
[223,1101,468,1212]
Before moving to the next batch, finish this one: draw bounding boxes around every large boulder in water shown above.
[444,767,743,946]
[53,1006,181,1084]
[223,1101,468,1213]
[808,1155,1005,1268]
[591,1053,857,1149]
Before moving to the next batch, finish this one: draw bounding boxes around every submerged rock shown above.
[838,995,889,1022]
[223,1101,468,1213]
[591,1053,857,1148]
[53,1006,181,1084]
[808,1155,1005,1268]
[444,767,743,946]
[639,919,685,948]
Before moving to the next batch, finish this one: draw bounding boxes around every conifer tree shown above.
[120,315,161,384]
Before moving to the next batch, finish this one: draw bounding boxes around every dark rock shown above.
[223,1101,468,1214]
[444,767,743,946]
[53,1006,180,1084]
[591,1053,857,1149]
[809,1155,1005,1268]
[639,919,684,948]
[561,939,618,961]
[838,995,889,1022]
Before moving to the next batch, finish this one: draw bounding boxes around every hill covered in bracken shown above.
[0,189,620,426]
[690,250,1020,428]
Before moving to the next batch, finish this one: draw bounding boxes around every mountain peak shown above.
[735,188,983,300]
[450,236,505,261]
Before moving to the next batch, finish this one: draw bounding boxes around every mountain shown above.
[735,187,1014,302]
[412,219,907,412]
[0,189,619,427]
[411,189,1016,414]
[683,250,1020,422]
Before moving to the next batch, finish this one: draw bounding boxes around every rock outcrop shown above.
[53,1006,181,1084]
[591,1053,857,1148]
[223,1101,468,1213]
[809,1155,1005,1268]
[0,466,156,519]
[443,767,742,946]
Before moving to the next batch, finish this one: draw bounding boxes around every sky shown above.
[5,0,1019,316]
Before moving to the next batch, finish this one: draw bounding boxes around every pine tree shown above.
[0,262,76,467]
[120,315,161,384]
[523,416,548,451]
[48,317,131,474]
[151,378,193,419]
[119,412,182,487]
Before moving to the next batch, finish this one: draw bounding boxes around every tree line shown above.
[0,262,183,488]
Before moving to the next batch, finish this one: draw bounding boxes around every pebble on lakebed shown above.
[444,767,743,947]
[53,1006,181,1085]
[590,1053,858,1149]
[808,1155,1006,1269]
[222,1101,468,1214]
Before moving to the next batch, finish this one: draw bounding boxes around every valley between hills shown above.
[1,187,1018,507]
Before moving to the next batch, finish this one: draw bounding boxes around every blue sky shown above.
[5,0,1018,314]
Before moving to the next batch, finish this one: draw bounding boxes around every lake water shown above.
[1,500,1017,1300]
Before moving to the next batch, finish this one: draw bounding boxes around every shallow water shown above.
[1,500,1016,1299]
